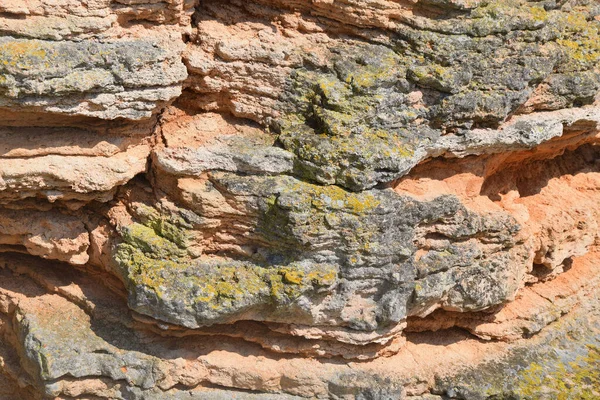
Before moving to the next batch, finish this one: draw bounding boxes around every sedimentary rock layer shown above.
[0,0,599,398]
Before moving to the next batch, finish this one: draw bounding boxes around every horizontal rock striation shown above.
[0,0,599,398]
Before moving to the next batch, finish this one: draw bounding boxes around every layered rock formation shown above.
[0,0,599,398]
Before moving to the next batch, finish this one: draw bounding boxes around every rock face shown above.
[0,0,599,398]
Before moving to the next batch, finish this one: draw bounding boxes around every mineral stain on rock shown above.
[0,0,599,398]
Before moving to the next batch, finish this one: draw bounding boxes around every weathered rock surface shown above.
[1,250,600,398]
[0,0,599,398]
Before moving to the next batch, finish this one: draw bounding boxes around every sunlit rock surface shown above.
[0,0,599,398]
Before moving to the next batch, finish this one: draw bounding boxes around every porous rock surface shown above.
[0,0,599,398]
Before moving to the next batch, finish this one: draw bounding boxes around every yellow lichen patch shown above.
[128,204,191,249]
[312,106,357,136]
[342,193,382,215]
[529,5,549,23]
[116,227,339,314]
[285,182,381,214]
[47,69,114,94]
[0,40,50,70]
[515,346,600,399]
[306,268,338,286]
[554,11,600,70]
[343,52,399,90]
[466,0,552,37]
[473,0,548,23]
[282,269,304,285]
[316,75,348,100]
[120,223,185,258]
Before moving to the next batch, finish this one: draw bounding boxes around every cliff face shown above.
[0,0,599,398]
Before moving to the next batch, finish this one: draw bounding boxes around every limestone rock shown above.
[0,208,89,264]
[0,0,599,398]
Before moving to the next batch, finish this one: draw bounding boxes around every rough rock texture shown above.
[0,0,599,398]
